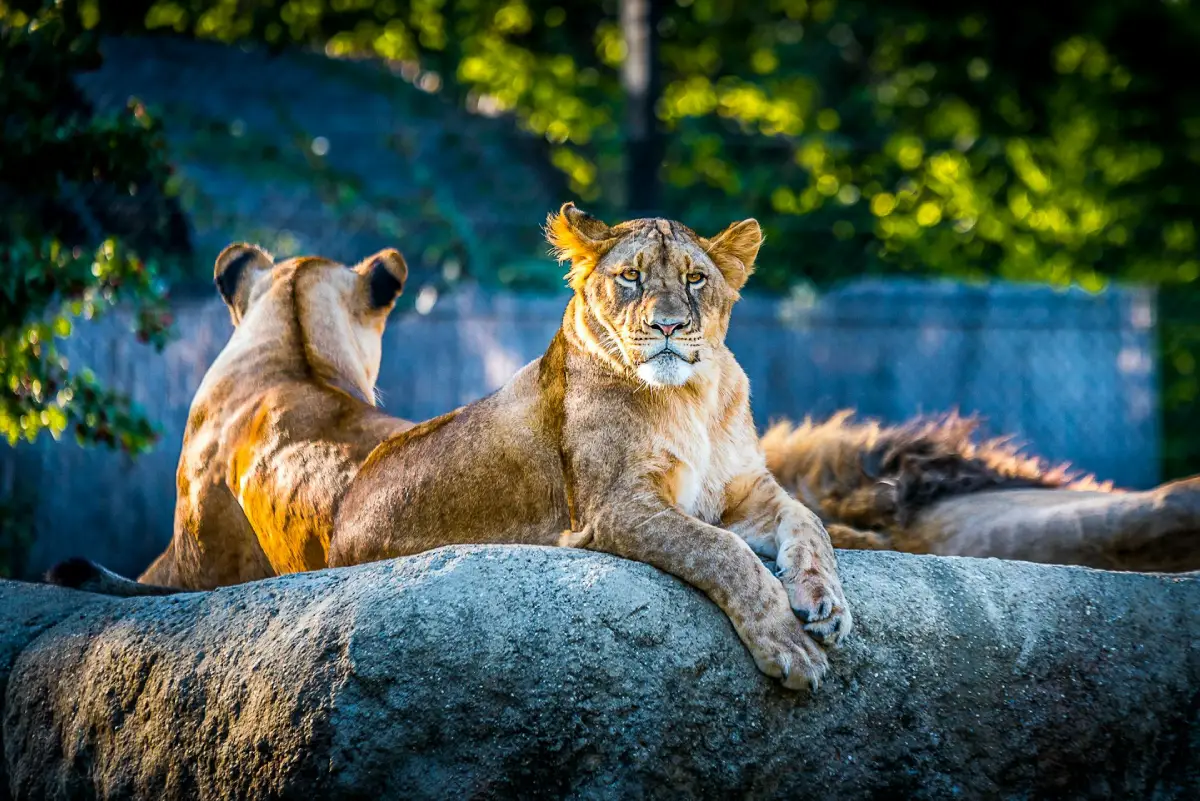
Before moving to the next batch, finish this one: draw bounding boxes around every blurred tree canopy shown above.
[1,0,187,454]
[79,0,1200,285]
[3,0,1198,475]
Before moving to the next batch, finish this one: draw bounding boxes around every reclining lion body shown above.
[764,411,1200,572]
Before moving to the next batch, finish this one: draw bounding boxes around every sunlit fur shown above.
[764,410,1200,572]
[334,204,852,691]
[45,244,412,594]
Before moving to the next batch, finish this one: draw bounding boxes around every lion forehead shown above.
[599,220,711,274]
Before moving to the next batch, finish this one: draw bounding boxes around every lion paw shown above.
[747,614,830,692]
[782,568,853,648]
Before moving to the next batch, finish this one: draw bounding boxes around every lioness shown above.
[49,243,412,594]
[330,204,850,690]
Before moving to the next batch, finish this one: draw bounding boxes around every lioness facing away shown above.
[50,243,412,593]
[331,204,850,690]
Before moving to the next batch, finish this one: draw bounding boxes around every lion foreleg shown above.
[723,472,853,648]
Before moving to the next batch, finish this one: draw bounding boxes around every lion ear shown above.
[545,202,617,291]
[214,243,273,324]
[356,248,408,311]
[702,219,762,291]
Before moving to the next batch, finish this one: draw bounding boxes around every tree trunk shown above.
[621,0,663,216]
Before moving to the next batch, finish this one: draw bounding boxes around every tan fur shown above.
[49,244,412,593]
[333,204,851,691]
[763,410,1200,572]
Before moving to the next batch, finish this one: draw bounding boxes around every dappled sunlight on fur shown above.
[46,244,412,594]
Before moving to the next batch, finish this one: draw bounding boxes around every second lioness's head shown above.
[212,242,408,405]
[546,202,762,387]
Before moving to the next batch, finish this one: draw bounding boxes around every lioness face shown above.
[213,243,408,403]
[546,204,763,387]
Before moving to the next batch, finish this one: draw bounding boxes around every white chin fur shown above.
[636,355,695,387]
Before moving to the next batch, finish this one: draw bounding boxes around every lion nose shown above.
[648,317,688,337]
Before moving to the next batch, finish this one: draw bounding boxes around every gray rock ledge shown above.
[2,546,1196,799]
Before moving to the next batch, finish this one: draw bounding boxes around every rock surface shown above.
[2,547,1197,799]
[0,582,116,801]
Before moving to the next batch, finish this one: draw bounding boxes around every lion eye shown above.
[618,268,641,284]
[686,272,706,286]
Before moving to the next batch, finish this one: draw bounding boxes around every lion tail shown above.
[44,557,184,597]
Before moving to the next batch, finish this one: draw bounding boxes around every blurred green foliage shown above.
[4,0,1199,477]
[85,1,1200,285]
[1,0,184,453]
